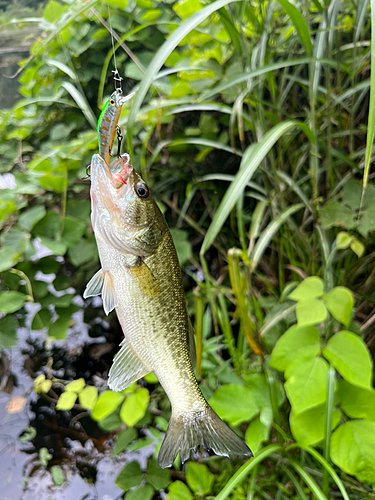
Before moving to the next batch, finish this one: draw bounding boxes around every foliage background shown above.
[0,0,375,498]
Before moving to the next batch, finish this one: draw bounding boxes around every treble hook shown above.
[112,69,123,94]
[110,125,123,158]
[81,164,91,180]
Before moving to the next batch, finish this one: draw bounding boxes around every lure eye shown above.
[109,99,115,105]
[135,182,149,199]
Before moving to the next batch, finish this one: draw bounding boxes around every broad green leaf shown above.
[112,428,138,456]
[167,480,193,500]
[0,291,27,314]
[51,466,65,486]
[290,404,341,446]
[98,411,123,432]
[120,388,149,427]
[48,315,70,340]
[0,247,21,272]
[43,0,64,23]
[323,287,353,327]
[147,457,171,490]
[56,391,77,411]
[296,299,328,326]
[79,386,98,410]
[0,315,17,349]
[338,380,375,420]
[289,277,324,301]
[323,331,372,389]
[201,121,302,255]
[116,461,143,491]
[33,212,61,239]
[336,231,352,249]
[125,485,154,500]
[276,0,312,56]
[170,229,192,265]
[91,391,124,421]
[39,237,67,256]
[245,416,270,455]
[285,357,328,414]
[66,378,85,393]
[186,462,214,495]
[320,201,356,230]
[61,216,86,247]
[18,206,46,231]
[174,0,203,20]
[209,385,259,425]
[331,421,375,484]
[68,238,97,266]
[350,238,365,258]
[34,375,52,394]
[270,325,321,372]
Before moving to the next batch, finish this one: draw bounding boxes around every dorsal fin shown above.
[108,337,149,391]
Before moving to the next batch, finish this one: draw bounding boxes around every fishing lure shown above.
[97,89,134,164]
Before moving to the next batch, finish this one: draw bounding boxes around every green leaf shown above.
[61,82,96,129]
[201,121,303,255]
[336,231,352,250]
[39,237,67,256]
[116,461,143,491]
[147,457,171,490]
[350,238,365,258]
[56,391,77,411]
[331,421,375,484]
[39,447,52,466]
[66,378,85,393]
[33,212,61,239]
[125,485,154,500]
[209,385,259,425]
[167,480,194,500]
[245,416,270,455]
[290,404,341,446]
[0,315,17,349]
[51,465,65,486]
[323,287,353,327]
[186,462,214,495]
[48,315,70,340]
[338,380,375,420]
[43,0,64,23]
[170,229,192,265]
[270,325,321,372]
[18,206,46,231]
[78,386,98,410]
[276,0,312,56]
[285,358,329,414]
[0,247,21,272]
[320,201,356,230]
[68,238,97,266]
[120,388,150,427]
[0,291,27,314]
[91,390,124,421]
[112,428,138,456]
[289,277,324,301]
[61,216,86,247]
[296,299,328,326]
[323,331,372,389]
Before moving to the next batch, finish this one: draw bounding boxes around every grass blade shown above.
[61,82,96,129]
[249,204,304,272]
[322,366,336,495]
[276,0,312,56]
[288,458,328,500]
[215,445,282,500]
[126,0,242,156]
[200,121,304,256]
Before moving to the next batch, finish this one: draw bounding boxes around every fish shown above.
[84,153,252,468]
[97,90,135,164]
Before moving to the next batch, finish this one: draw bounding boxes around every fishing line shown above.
[107,4,123,95]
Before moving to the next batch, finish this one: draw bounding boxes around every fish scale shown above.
[84,153,252,467]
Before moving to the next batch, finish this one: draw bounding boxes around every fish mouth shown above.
[91,153,133,191]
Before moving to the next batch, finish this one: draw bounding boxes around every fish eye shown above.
[135,182,149,199]
[109,99,115,105]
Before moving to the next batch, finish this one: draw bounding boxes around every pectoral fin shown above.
[108,337,149,391]
[83,269,105,298]
[129,259,159,296]
[103,271,118,315]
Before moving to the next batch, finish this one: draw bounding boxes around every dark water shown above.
[0,302,155,500]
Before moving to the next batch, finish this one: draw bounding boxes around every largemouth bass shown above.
[84,153,252,468]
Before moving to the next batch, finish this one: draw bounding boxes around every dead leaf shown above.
[6,396,26,414]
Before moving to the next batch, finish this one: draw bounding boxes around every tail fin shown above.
[158,405,252,468]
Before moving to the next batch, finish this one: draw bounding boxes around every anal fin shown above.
[103,271,119,315]
[108,338,149,391]
[83,269,105,298]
